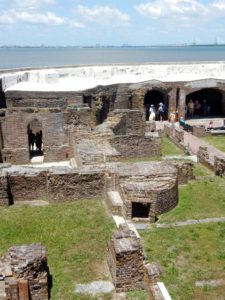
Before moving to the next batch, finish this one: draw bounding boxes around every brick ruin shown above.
[0,73,205,299]
[0,244,49,300]
[107,224,145,292]
[107,223,166,299]
[105,161,178,223]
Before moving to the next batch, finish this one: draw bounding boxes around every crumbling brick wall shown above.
[1,244,49,300]
[0,109,71,164]
[214,156,225,177]
[5,91,83,108]
[107,225,145,292]
[172,161,195,184]
[8,172,47,202]
[110,135,161,158]
[47,172,104,202]
[0,174,9,206]
[197,146,213,169]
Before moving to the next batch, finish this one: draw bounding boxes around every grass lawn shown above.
[161,137,184,156]
[203,135,225,153]
[141,222,225,300]
[158,175,225,223]
[0,199,114,300]
[142,163,225,299]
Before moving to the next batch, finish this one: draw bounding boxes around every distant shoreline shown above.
[1,44,225,49]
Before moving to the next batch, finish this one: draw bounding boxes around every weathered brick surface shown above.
[0,109,71,164]
[8,244,49,300]
[214,156,225,177]
[47,172,104,201]
[197,146,212,169]
[8,172,47,202]
[5,91,83,108]
[0,174,9,205]
[171,160,195,184]
[106,162,178,222]
[107,225,145,292]
[110,135,161,158]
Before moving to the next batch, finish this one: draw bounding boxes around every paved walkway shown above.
[132,216,225,230]
[183,131,225,164]
[156,216,225,228]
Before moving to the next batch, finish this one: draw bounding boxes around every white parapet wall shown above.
[1,62,225,92]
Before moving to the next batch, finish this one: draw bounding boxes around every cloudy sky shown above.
[0,0,225,46]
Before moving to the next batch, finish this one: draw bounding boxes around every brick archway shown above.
[186,88,224,118]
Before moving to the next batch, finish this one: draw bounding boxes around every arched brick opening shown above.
[28,119,43,159]
[144,90,168,121]
[186,88,224,118]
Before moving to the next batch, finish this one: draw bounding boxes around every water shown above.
[1,46,225,70]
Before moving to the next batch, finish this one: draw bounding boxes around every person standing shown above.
[188,100,194,118]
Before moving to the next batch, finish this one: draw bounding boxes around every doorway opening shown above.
[132,202,151,219]
[144,90,167,121]
[186,88,223,118]
[28,119,43,159]
[96,96,110,124]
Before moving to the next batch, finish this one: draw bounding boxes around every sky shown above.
[0,0,225,46]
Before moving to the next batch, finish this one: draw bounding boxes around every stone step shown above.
[106,191,123,215]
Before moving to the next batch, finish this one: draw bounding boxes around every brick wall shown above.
[214,156,225,177]
[5,91,83,108]
[1,244,50,300]
[2,170,104,204]
[0,109,71,164]
[47,172,104,202]
[110,135,161,158]
[8,172,47,202]
[107,225,145,292]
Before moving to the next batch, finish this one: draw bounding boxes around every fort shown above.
[0,63,224,299]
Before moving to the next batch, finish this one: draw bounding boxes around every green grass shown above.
[193,163,213,177]
[203,135,225,153]
[0,199,114,300]
[158,175,225,223]
[161,137,184,156]
[127,289,148,299]
[119,137,185,163]
[141,222,225,300]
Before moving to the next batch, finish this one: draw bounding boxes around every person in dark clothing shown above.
[28,129,35,152]
[35,131,42,154]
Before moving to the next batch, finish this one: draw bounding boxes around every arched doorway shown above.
[144,90,168,121]
[186,88,223,118]
[28,119,43,159]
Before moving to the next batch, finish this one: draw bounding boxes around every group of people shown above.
[186,99,211,118]
[148,102,167,121]
[28,129,43,155]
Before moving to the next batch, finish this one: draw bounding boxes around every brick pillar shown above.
[168,88,176,114]
[178,89,186,118]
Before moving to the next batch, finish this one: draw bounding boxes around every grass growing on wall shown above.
[203,135,225,153]
[0,199,115,300]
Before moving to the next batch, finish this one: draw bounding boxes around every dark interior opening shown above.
[186,88,223,118]
[83,95,92,108]
[96,96,110,124]
[144,90,167,120]
[28,119,43,159]
[132,202,151,218]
